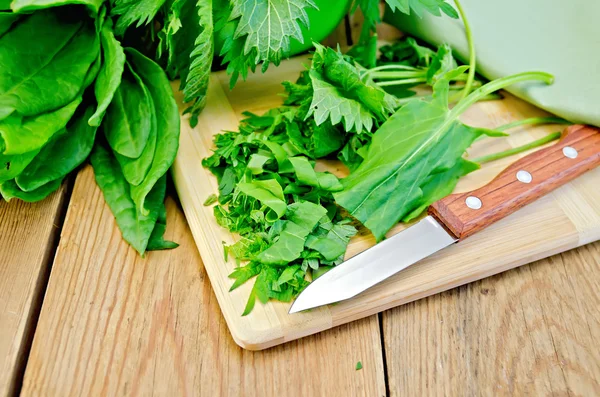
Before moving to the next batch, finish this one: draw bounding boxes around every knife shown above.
[289,125,600,313]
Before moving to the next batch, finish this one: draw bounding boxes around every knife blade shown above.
[289,125,600,314]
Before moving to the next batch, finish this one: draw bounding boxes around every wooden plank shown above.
[0,184,69,397]
[381,241,600,396]
[172,54,600,349]
[20,166,386,397]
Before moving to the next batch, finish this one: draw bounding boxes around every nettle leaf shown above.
[307,70,375,133]
[230,0,317,69]
[385,0,458,19]
[111,0,167,35]
[334,67,492,240]
[181,0,214,125]
[306,44,399,133]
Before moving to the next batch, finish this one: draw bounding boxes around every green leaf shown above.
[203,194,218,206]
[334,67,493,240]
[385,0,458,19]
[91,143,165,255]
[229,262,261,291]
[16,104,98,192]
[238,179,287,222]
[0,97,81,155]
[111,0,167,34]
[0,12,21,37]
[230,0,317,68]
[426,44,457,84]
[0,10,99,116]
[257,221,310,265]
[126,48,180,215]
[88,20,126,127]
[402,158,479,222]
[147,203,179,251]
[277,264,301,286]
[0,146,40,184]
[307,69,375,133]
[181,0,214,124]
[103,65,153,159]
[114,62,158,186]
[286,201,327,231]
[247,153,271,174]
[0,178,62,202]
[306,222,357,261]
[11,0,104,13]
[355,361,362,370]
[288,156,343,191]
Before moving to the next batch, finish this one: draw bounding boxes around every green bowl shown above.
[214,0,351,61]
[289,0,352,55]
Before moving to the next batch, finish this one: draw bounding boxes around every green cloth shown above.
[385,0,600,127]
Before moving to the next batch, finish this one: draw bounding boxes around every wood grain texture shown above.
[382,240,600,396]
[0,183,68,397]
[430,125,600,239]
[172,55,600,350]
[20,166,386,397]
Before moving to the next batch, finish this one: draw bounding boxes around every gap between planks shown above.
[0,178,74,397]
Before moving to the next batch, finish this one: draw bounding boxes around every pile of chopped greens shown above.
[202,0,557,314]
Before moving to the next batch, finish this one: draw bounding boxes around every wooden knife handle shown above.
[428,125,600,240]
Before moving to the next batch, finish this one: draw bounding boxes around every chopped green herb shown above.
[355,361,363,370]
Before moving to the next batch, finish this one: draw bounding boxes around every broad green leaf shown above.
[91,143,165,255]
[16,104,97,192]
[402,158,479,222]
[111,0,167,35]
[306,222,357,261]
[238,179,286,222]
[286,201,327,231]
[0,178,62,202]
[0,147,40,183]
[11,0,104,13]
[230,0,317,66]
[114,62,157,186]
[147,203,179,251]
[89,21,126,127]
[104,65,152,158]
[0,10,98,116]
[0,12,20,37]
[334,67,494,240]
[0,97,81,155]
[115,118,157,186]
[0,0,10,9]
[82,53,102,91]
[126,48,180,215]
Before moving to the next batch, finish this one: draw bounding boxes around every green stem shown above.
[472,132,561,164]
[454,0,476,101]
[370,71,426,79]
[377,77,427,86]
[496,116,570,131]
[450,71,554,120]
[368,64,422,72]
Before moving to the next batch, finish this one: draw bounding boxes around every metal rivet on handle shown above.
[465,196,482,210]
[516,170,532,184]
[563,146,578,159]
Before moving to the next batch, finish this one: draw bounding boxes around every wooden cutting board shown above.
[171,56,600,350]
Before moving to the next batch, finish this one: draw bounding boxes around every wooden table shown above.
[1,168,599,397]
